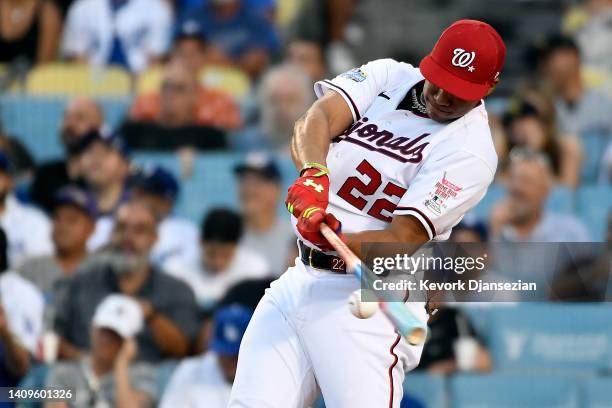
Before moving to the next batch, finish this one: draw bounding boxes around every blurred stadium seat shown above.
[584,377,612,408]
[487,304,612,372]
[0,96,131,162]
[403,372,447,407]
[450,372,580,408]
[132,153,296,222]
[200,66,251,100]
[580,131,610,184]
[576,185,612,242]
[25,64,132,97]
[469,184,575,220]
[135,66,165,95]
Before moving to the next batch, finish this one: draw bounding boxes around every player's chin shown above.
[425,102,456,123]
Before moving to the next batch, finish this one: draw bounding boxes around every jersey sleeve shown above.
[393,150,495,240]
[314,59,411,122]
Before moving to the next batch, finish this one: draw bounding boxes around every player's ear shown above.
[486,78,500,97]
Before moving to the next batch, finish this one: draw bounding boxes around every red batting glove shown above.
[297,209,343,252]
[285,167,330,218]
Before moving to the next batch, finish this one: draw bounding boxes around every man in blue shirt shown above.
[176,0,280,77]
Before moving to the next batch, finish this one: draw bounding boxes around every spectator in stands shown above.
[0,0,62,66]
[0,151,52,268]
[170,208,269,312]
[54,200,199,362]
[31,98,104,213]
[62,0,172,73]
[415,306,491,374]
[123,61,237,151]
[0,227,45,390]
[79,131,130,250]
[45,295,156,408]
[128,165,200,276]
[159,304,252,408]
[177,0,280,77]
[170,21,209,75]
[129,61,241,130]
[19,188,95,314]
[536,34,612,137]
[450,216,488,243]
[502,100,582,187]
[287,38,327,82]
[490,148,589,242]
[234,153,294,275]
[238,64,313,152]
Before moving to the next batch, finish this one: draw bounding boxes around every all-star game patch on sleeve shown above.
[314,58,416,122]
[393,150,494,240]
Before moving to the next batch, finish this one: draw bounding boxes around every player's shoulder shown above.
[433,104,497,174]
[361,58,421,83]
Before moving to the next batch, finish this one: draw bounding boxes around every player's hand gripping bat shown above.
[320,223,428,346]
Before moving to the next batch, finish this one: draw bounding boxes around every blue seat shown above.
[584,377,612,408]
[486,304,612,372]
[404,372,447,408]
[469,184,575,220]
[469,183,505,219]
[580,131,610,184]
[132,153,296,222]
[0,95,131,162]
[450,373,580,408]
[576,185,612,242]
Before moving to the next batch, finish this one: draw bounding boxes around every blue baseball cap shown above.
[234,152,282,182]
[209,305,253,356]
[54,187,98,219]
[128,165,179,203]
[75,130,130,158]
[455,214,488,242]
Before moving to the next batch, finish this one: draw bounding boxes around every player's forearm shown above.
[291,107,331,170]
[344,215,430,258]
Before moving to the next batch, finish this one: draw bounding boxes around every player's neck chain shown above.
[411,87,428,115]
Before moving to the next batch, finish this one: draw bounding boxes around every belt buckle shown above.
[307,246,324,271]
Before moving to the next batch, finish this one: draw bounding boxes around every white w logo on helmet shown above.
[451,48,476,68]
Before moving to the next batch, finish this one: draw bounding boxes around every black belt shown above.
[298,240,347,273]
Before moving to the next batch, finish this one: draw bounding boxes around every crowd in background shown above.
[0,0,609,407]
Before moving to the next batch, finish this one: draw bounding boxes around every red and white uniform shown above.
[229,58,497,408]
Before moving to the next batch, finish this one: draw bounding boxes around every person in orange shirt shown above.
[129,61,242,131]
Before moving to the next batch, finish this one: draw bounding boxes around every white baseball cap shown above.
[92,295,144,339]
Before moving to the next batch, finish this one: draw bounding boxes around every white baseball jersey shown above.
[230,59,498,408]
[314,58,497,240]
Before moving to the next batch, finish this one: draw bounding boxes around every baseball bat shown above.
[319,224,428,346]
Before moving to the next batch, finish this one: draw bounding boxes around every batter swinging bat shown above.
[320,223,428,346]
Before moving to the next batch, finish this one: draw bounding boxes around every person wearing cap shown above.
[0,227,45,392]
[160,304,253,408]
[234,153,294,274]
[18,187,96,324]
[128,165,200,276]
[0,151,52,268]
[30,98,105,214]
[231,20,508,407]
[54,200,199,362]
[79,130,132,251]
[46,294,156,408]
[171,208,269,312]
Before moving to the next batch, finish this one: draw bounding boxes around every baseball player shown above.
[230,19,506,408]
